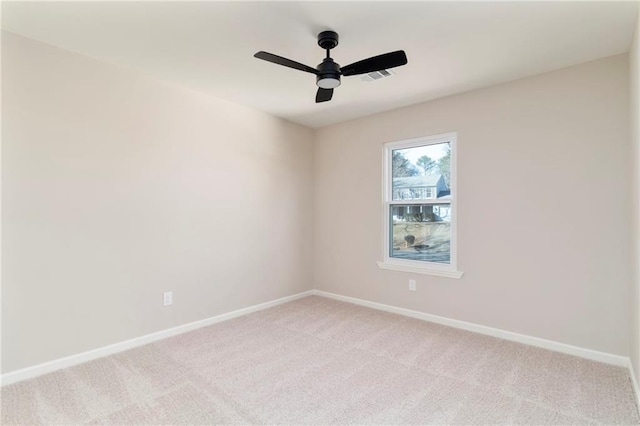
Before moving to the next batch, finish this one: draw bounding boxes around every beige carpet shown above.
[2,295,639,425]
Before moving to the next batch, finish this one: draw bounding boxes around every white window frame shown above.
[377,132,464,278]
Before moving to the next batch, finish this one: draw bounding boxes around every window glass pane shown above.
[392,142,451,201]
[390,203,451,263]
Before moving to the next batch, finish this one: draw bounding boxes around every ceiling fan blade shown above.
[340,50,408,77]
[254,51,318,75]
[316,88,333,103]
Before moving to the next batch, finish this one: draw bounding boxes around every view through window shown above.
[388,139,452,264]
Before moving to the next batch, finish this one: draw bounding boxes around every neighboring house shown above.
[392,174,448,200]
[392,174,451,222]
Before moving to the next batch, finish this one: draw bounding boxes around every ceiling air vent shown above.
[360,69,395,82]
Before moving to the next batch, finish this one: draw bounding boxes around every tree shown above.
[392,151,419,177]
[417,155,436,175]
[437,144,451,187]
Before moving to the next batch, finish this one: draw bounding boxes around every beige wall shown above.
[1,32,314,373]
[314,55,631,355]
[2,29,636,376]
[630,9,640,384]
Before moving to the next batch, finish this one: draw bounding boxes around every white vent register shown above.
[360,69,395,82]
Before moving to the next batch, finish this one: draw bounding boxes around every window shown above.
[377,132,463,278]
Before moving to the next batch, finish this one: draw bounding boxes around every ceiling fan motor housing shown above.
[316,58,341,88]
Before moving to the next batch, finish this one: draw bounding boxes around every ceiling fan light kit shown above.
[254,30,407,103]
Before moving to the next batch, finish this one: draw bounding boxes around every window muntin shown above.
[382,133,458,274]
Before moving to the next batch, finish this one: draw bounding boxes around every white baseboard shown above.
[3,288,635,392]
[629,359,640,410]
[1,290,314,386]
[312,290,629,367]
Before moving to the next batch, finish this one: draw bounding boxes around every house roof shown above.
[393,174,443,188]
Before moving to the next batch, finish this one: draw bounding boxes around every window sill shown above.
[376,261,464,279]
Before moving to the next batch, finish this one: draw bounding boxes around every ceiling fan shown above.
[254,31,408,103]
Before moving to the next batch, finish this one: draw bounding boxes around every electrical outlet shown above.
[163,291,173,306]
[409,279,416,291]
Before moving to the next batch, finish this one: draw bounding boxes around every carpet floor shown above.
[2,295,639,425]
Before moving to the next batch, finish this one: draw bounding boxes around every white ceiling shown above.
[2,1,638,129]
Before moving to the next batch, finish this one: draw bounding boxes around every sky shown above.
[396,141,448,166]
